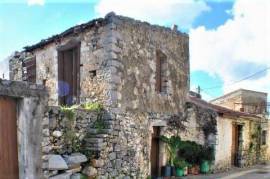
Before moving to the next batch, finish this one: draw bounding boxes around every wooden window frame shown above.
[57,41,81,105]
[156,50,168,94]
[22,56,36,83]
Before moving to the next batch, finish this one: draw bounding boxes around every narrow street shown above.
[184,164,270,179]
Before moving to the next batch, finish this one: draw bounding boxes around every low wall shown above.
[0,80,47,179]
[42,106,109,178]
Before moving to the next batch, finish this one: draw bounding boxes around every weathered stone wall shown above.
[9,18,114,107]
[214,116,233,171]
[42,106,104,178]
[0,80,47,179]
[106,14,189,114]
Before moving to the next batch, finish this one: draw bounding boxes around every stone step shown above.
[84,146,102,151]
[87,128,112,134]
[83,138,103,143]
[85,133,109,138]
[84,142,106,148]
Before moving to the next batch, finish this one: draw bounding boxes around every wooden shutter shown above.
[156,51,162,92]
[22,56,36,83]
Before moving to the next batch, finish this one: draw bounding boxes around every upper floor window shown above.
[261,130,267,145]
[22,56,36,83]
[156,50,168,94]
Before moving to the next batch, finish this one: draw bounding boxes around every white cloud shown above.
[190,0,270,95]
[27,0,45,6]
[95,0,210,29]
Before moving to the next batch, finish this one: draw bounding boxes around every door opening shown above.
[58,46,80,106]
[231,124,243,166]
[151,126,161,177]
[0,96,19,179]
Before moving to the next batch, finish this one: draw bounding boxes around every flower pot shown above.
[176,168,184,177]
[161,166,172,177]
[200,160,210,174]
[193,165,200,175]
[188,165,200,175]
[183,166,188,176]
[171,166,176,176]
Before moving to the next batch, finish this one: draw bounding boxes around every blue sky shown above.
[0,0,269,100]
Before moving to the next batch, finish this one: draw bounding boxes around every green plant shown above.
[82,102,103,112]
[199,145,215,163]
[160,135,182,166]
[178,140,202,165]
[60,105,78,120]
[60,105,81,152]
[174,158,189,169]
[93,118,106,132]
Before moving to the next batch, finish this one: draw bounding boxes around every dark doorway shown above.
[151,126,161,177]
[58,46,80,106]
[231,124,243,166]
[0,96,19,179]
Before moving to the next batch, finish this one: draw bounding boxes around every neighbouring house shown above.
[189,89,270,172]
[210,89,270,168]
[3,12,269,179]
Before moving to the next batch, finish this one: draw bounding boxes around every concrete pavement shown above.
[183,164,270,179]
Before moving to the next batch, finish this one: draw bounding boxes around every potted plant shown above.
[199,146,214,174]
[174,158,188,177]
[160,135,181,176]
[178,140,202,175]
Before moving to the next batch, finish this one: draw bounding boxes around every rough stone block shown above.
[48,155,68,170]
[82,165,97,177]
[63,153,87,167]
[49,172,72,179]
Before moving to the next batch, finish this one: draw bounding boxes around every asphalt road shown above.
[183,164,270,179]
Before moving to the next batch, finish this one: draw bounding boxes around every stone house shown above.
[5,12,269,178]
[8,12,196,178]
[190,89,270,171]
[211,89,270,168]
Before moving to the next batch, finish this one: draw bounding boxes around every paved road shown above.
[183,164,270,179]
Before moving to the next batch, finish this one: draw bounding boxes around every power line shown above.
[202,66,270,90]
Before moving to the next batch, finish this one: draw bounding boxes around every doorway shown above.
[58,46,80,106]
[231,124,243,166]
[0,96,19,179]
[151,126,161,177]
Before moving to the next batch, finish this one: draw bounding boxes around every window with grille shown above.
[22,56,36,83]
[156,50,168,93]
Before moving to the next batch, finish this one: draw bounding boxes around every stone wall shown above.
[9,18,113,106]
[42,106,107,178]
[0,80,47,179]
[106,14,189,114]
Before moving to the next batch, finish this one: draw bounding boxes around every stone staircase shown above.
[83,120,114,152]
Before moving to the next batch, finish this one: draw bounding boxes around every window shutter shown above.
[22,56,36,83]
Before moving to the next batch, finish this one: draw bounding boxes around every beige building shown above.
[190,89,269,171]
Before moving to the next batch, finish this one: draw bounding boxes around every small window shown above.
[22,56,36,83]
[262,130,267,145]
[156,50,168,93]
[89,70,97,79]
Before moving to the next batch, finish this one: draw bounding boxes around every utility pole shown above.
[196,85,201,95]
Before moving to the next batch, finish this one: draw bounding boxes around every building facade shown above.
[7,12,269,178]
